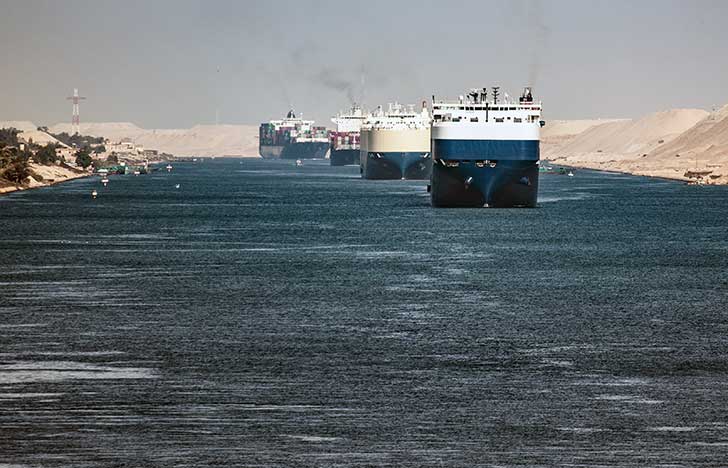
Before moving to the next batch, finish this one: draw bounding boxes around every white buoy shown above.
[91,190,98,199]
[166,164,173,172]
[175,184,180,189]
[101,177,109,186]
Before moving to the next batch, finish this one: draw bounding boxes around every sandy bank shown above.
[49,122,260,157]
[0,163,90,196]
[544,107,728,185]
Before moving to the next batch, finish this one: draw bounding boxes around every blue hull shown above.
[430,139,539,207]
[280,142,329,160]
[330,149,359,166]
[362,152,432,180]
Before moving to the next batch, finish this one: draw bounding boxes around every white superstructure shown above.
[363,102,430,131]
[432,87,543,143]
[331,104,368,133]
[429,87,544,208]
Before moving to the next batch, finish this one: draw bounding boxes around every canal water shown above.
[1,159,727,467]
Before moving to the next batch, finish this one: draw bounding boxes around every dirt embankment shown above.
[0,163,89,195]
[543,107,728,184]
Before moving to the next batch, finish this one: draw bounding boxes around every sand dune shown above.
[0,121,38,133]
[0,121,66,147]
[543,108,727,182]
[19,130,66,147]
[133,125,259,157]
[545,109,708,160]
[542,119,627,150]
[49,122,147,141]
[48,122,259,157]
[631,105,728,183]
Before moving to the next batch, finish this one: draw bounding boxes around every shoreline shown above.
[547,160,727,186]
[0,166,92,197]
[0,160,175,197]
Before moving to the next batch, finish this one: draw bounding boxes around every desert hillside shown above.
[541,119,627,150]
[48,122,260,157]
[631,104,728,183]
[0,121,38,133]
[543,108,728,183]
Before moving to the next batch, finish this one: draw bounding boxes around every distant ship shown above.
[259,110,329,160]
[329,104,367,166]
[430,87,544,207]
[359,102,431,179]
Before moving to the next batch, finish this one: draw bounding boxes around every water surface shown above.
[1,159,727,467]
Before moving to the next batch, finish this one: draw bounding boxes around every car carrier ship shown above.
[259,110,329,160]
[329,104,367,166]
[359,102,431,180]
[430,87,544,207]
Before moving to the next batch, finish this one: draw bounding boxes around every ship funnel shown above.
[519,87,534,103]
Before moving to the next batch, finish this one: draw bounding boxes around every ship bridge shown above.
[432,87,543,125]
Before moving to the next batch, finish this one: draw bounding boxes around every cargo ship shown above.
[359,102,431,179]
[430,87,544,207]
[259,110,329,160]
[330,105,367,166]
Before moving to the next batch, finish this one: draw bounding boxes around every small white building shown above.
[106,139,144,156]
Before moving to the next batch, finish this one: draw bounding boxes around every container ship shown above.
[430,87,544,207]
[259,110,330,160]
[359,103,431,180]
[329,105,367,166]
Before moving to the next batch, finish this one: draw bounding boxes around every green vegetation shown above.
[35,143,58,165]
[0,146,31,184]
[51,131,103,148]
[0,128,31,185]
[1,126,101,190]
[75,148,92,169]
[0,128,20,148]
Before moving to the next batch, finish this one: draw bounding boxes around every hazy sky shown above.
[1,0,727,128]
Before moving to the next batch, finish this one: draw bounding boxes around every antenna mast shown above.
[66,88,86,135]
